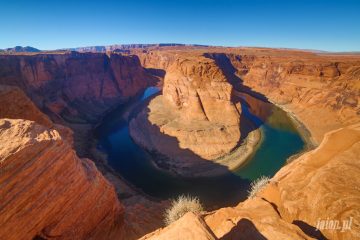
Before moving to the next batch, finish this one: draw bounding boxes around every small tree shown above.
[164,195,204,225]
[248,176,270,199]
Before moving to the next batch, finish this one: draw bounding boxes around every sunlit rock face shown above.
[0,85,74,145]
[139,212,217,240]
[130,57,242,176]
[216,51,360,144]
[160,57,241,159]
[0,119,124,240]
[163,57,241,125]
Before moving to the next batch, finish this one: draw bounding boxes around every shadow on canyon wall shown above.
[203,52,270,102]
[203,52,273,143]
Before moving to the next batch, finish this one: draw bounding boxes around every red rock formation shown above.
[129,56,246,177]
[134,47,360,144]
[218,51,360,144]
[0,85,73,145]
[140,212,217,240]
[0,52,154,123]
[0,85,52,127]
[0,119,124,239]
[258,123,360,240]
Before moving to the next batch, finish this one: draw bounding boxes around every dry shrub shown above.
[164,195,203,225]
[248,176,270,199]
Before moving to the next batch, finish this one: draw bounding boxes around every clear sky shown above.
[1,0,359,51]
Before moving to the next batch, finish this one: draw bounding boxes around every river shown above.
[95,87,305,208]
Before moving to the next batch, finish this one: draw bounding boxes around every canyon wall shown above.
[214,51,360,144]
[135,47,360,144]
[0,52,155,123]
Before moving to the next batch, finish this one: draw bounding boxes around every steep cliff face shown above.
[0,85,74,145]
[208,51,360,144]
[163,57,240,124]
[0,85,53,127]
[0,52,154,123]
[0,119,124,239]
[129,57,243,177]
[134,47,360,144]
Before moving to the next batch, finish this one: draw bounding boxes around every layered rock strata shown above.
[0,85,73,145]
[129,57,249,177]
[136,47,360,144]
[0,52,154,123]
[213,51,360,144]
[0,119,124,239]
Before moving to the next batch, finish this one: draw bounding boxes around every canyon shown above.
[0,45,359,239]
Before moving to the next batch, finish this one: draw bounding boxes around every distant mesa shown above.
[61,43,209,52]
[3,46,41,53]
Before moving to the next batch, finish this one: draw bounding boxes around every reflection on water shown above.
[234,92,304,180]
[96,87,305,207]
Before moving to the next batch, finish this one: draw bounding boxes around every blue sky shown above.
[1,0,359,51]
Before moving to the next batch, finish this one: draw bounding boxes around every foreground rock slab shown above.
[140,212,217,240]
[0,119,124,239]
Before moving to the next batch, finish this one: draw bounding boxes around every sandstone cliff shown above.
[129,56,246,177]
[0,52,154,123]
[214,51,360,144]
[134,47,360,144]
[0,119,124,239]
[0,85,73,145]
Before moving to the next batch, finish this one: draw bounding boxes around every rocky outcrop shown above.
[0,119,124,239]
[257,123,360,240]
[140,212,217,240]
[0,85,73,145]
[129,56,246,177]
[140,123,360,240]
[0,52,154,123]
[159,56,242,159]
[0,85,52,127]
